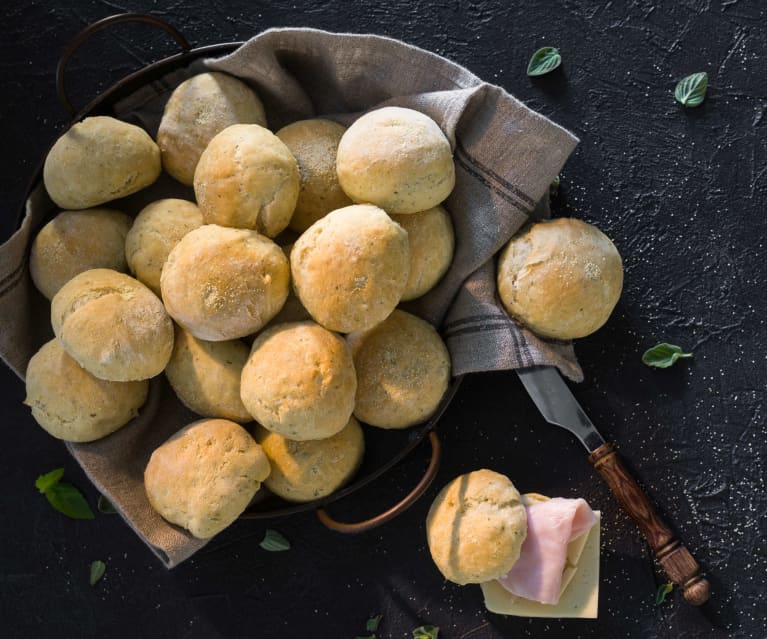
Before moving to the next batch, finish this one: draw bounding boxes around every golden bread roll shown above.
[240,321,357,441]
[144,418,270,538]
[336,106,455,214]
[193,124,299,237]
[164,327,252,423]
[124,198,203,296]
[290,204,409,333]
[43,116,160,209]
[426,469,527,585]
[391,205,455,300]
[348,309,450,429]
[24,339,148,442]
[30,208,132,300]
[496,218,623,340]
[255,416,364,502]
[157,72,267,185]
[51,268,173,381]
[275,118,353,232]
[161,224,290,340]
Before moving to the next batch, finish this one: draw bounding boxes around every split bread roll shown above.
[144,418,270,539]
[255,416,364,502]
[290,204,409,333]
[124,198,204,296]
[30,208,132,300]
[160,224,290,341]
[51,268,174,381]
[43,116,161,209]
[24,339,148,442]
[497,218,623,340]
[348,309,450,429]
[336,106,455,214]
[240,321,357,441]
[275,118,353,232]
[193,123,299,237]
[157,72,267,185]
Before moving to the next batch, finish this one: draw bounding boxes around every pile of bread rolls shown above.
[25,72,457,539]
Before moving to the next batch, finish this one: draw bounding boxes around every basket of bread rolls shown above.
[3,16,623,576]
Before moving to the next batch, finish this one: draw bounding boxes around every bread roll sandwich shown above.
[426,469,600,618]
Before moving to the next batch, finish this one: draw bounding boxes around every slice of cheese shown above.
[479,512,600,619]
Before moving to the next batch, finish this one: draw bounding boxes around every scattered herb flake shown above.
[355,636,375,639]
[97,494,117,514]
[656,582,674,605]
[259,528,290,551]
[642,343,693,368]
[527,47,562,77]
[90,560,106,586]
[550,174,561,198]
[35,468,65,494]
[366,614,383,632]
[413,625,440,639]
[674,72,708,107]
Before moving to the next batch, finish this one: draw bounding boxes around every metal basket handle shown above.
[316,430,442,533]
[56,12,191,117]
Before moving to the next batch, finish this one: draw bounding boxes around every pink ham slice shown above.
[497,497,597,605]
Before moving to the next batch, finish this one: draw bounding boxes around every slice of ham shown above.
[497,497,597,605]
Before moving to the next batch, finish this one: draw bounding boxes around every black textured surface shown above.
[2,1,766,638]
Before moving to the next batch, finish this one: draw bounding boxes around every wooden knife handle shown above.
[588,442,711,606]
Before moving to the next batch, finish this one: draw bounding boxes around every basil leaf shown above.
[674,72,708,107]
[35,468,64,494]
[527,47,562,77]
[413,625,440,639]
[259,529,290,551]
[655,582,674,605]
[642,343,693,368]
[366,614,383,632]
[45,482,95,520]
[97,494,117,514]
[90,560,106,586]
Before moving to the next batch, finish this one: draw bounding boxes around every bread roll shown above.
[24,339,148,442]
[51,269,173,381]
[43,116,160,209]
[164,327,252,423]
[426,469,527,585]
[336,106,455,214]
[30,208,132,299]
[255,416,364,502]
[348,310,450,429]
[124,198,203,296]
[161,224,290,340]
[193,124,299,237]
[144,418,270,538]
[240,321,357,441]
[275,118,353,232]
[157,72,267,185]
[391,205,454,300]
[290,204,409,333]
[497,218,623,340]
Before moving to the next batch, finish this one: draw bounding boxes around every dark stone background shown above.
[1,1,765,638]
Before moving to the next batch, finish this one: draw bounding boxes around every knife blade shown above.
[516,365,711,606]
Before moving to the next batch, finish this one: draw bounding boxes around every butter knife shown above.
[517,365,711,606]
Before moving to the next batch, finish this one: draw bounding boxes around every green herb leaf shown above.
[89,560,106,586]
[413,625,440,639]
[366,614,383,632]
[97,494,117,514]
[655,582,674,605]
[45,482,95,519]
[642,343,693,368]
[35,468,65,494]
[259,529,290,551]
[354,635,375,639]
[527,47,562,77]
[674,72,708,107]
[550,174,561,198]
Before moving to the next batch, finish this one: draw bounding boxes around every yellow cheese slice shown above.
[479,512,601,619]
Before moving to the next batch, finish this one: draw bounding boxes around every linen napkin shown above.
[0,28,580,567]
